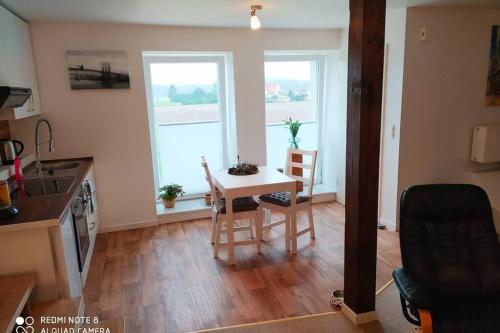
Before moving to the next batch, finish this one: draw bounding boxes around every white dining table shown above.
[212,166,298,265]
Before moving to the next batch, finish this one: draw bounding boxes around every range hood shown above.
[0,86,32,109]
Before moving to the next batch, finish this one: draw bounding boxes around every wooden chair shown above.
[201,156,263,258]
[259,148,318,252]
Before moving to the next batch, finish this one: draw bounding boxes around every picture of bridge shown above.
[67,50,130,89]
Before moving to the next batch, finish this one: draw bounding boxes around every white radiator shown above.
[471,125,500,163]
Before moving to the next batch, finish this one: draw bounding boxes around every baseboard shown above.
[98,219,158,234]
[312,192,336,203]
[341,303,378,325]
[158,208,211,224]
[378,217,396,231]
[98,192,337,233]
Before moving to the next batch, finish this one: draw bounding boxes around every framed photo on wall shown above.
[486,26,500,106]
[66,50,130,90]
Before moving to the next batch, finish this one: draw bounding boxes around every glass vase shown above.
[288,137,301,149]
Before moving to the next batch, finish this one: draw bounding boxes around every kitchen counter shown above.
[0,157,93,232]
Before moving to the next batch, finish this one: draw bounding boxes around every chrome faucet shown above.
[35,118,54,178]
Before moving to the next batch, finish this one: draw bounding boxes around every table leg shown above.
[225,194,235,265]
[290,186,297,254]
[256,208,263,254]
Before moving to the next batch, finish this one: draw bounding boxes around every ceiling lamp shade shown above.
[250,5,262,30]
[250,15,261,30]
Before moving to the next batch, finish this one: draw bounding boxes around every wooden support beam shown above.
[344,0,386,316]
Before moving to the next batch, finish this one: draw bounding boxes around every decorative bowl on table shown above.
[228,162,259,176]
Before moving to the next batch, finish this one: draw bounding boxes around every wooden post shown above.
[344,0,386,318]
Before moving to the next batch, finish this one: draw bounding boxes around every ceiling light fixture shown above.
[250,5,263,30]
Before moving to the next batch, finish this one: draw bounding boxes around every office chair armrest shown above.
[393,268,432,309]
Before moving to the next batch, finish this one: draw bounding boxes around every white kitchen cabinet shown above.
[54,210,83,298]
[0,160,99,302]
[0,5,42,119]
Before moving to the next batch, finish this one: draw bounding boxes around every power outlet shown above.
[420,27,431,41]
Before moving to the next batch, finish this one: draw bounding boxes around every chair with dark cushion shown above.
[201,156,264,259]
[393,184,500,333]
[259,148,318,253]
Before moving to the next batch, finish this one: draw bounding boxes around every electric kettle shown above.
[0,139,24,165]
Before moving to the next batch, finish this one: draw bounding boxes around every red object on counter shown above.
[14,156,24,198]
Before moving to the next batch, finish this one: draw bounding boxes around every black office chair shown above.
[393,184,500,333]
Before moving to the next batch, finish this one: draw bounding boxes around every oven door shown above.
[72,195,90,273]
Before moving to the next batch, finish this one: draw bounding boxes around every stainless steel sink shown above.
[24,161,82,180]
[41,161,80,171]
[13,177,75,197]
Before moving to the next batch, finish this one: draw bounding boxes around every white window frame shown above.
[264,53,326,184]
[142,52,232,200]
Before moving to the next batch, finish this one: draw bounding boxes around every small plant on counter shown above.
[158,184,185,208]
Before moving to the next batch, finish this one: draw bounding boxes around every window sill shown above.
[157,198,212,224]
[157,185,336,224]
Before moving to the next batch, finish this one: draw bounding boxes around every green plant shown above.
[284,117,303,149]
[158,184,185,201]
[284,117,303,138]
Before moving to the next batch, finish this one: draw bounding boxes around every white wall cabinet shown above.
[0,5,42,119]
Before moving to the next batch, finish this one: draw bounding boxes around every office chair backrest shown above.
[400,184,500,298]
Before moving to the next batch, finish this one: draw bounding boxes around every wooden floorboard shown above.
[84,202,401,333]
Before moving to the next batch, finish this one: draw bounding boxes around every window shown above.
[264,54,324,182]
[143,54,232,198]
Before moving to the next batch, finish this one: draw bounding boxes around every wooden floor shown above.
[83,202,401,333]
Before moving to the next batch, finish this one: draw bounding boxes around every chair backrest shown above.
[400,184,500,298]
[201,156,221,211]
[284,148,318,197]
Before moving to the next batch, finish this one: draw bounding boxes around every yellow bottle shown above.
[0,180,11,210]
[0,180,18,218]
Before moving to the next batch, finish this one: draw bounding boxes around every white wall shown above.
[397,8,500,226]
[324,29,348,205]
[10,22,341,231]
[378,8,407,229]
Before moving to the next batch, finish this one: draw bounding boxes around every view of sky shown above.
[151,63,218,86]
[265,61,311,80]
[150,61,312,86]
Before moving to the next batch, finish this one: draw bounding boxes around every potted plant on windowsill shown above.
[158,184,185,208]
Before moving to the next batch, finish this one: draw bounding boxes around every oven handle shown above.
[72,198,89,218]
[84,181,95,214]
